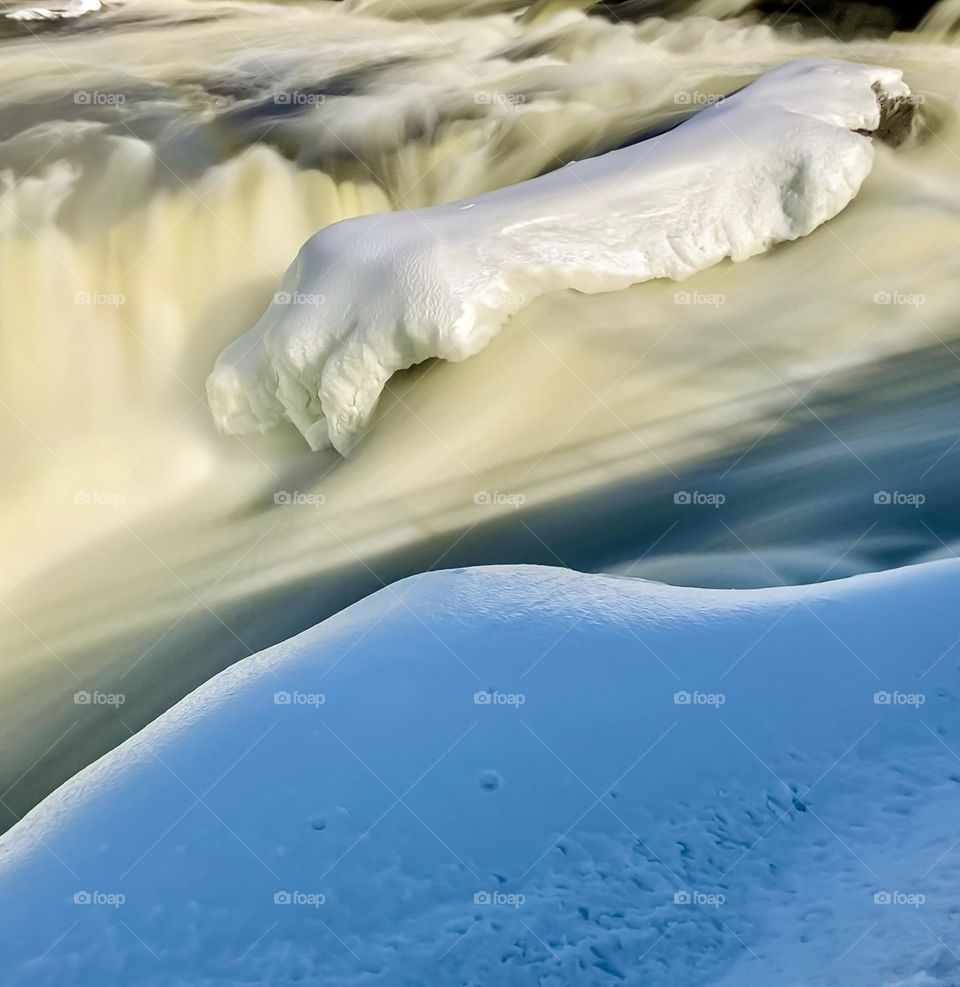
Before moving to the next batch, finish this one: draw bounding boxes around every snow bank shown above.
[5,0,100,21]
[2,560,960,985]
[207,59,911,455]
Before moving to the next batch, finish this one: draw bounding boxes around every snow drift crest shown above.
[206,59,912,455]
[1,561,959,985]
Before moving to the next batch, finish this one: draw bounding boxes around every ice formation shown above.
[1,560,959,984]
[5,0,101,21]
[206,59,911,454]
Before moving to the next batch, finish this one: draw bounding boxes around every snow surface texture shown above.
[5,0,100,21]
[2,561,960,985]
[206,59,911,455]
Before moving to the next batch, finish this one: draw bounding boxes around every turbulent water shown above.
[2,0,960,823]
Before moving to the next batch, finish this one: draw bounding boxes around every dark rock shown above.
[594,0,940,38]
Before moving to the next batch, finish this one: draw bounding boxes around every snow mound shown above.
[2,560,960,985]
[5,0,100,21]
[206,59,911,455]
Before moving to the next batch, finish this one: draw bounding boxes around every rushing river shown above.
[1,0,959,824]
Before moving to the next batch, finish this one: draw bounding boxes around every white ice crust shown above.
[206,59,909,454]
[1,560,960,985]
[5,0,100,21]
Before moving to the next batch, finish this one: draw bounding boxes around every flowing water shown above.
[2,0,959,825]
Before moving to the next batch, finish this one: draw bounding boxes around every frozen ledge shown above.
[206,59,912,455]
[5,0,101,21]
[1,560,959,985]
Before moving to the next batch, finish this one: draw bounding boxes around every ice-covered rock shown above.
[5,0,100,21]
[207,58,911,454]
